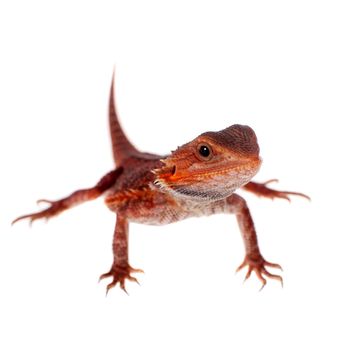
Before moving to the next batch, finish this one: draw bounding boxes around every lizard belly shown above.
[105,187,189,225]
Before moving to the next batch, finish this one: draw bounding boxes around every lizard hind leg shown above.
[99,215,143,295]
[12,168,122,225]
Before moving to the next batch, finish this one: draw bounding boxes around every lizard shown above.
[13,73,309,294]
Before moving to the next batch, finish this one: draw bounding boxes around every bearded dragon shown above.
[13,73,308,293]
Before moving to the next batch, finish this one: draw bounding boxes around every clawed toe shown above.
[37,199,54,205]
[12,199,66,226]
[262,179,279,186]
[237,255,283,290]
[264,261,283,270]
[12,212,46,226]
[244,180,310,201]
[99,265,144,295]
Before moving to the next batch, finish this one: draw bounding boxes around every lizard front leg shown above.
[243,180,310,201]
[225,194,283,289]
[12,168,122,225]
[99,215,143,294]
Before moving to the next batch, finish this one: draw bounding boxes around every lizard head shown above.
[153,124,261,201]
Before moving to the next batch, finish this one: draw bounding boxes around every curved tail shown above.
[109,71,141,166]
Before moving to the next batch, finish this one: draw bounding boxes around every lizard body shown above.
[13,73,308,293]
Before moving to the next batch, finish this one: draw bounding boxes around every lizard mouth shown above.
[158,156,260,181]
[154,157,261,201]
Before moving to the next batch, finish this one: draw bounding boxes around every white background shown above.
[0,1,349,349]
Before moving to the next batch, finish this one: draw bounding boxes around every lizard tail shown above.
[109,70,141,166]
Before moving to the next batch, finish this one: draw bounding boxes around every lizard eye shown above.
[197,143,213,160]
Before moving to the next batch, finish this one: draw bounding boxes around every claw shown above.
[265,261,283,271]
[236,261,246,273]
[276,190,310,202]
[255,271,267,291]
[128,276,141,285]
[37,199,54,205]
[263,179,279,185]
[236,254,283,290]
[12,213,41,226]
[99,270,113,282]
[131,268,144,274]
[244,266,253,282]
[100,265,143,295]
[12,200,66,226]
[261,267,284,287]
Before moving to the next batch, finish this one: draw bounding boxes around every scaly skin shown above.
[13,72,308,293]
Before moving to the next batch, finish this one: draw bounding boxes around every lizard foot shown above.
[12,199,67,225]
[236,254,283,290]
[244,179,310,202]
[99,264,144,295]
